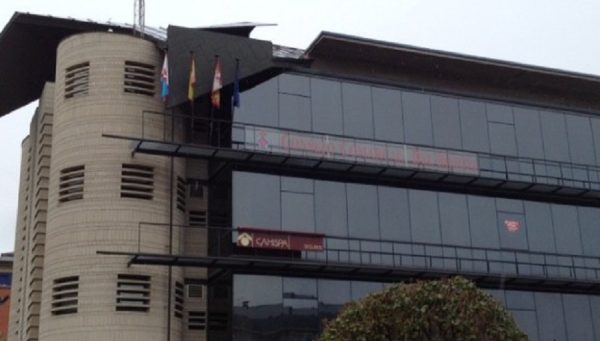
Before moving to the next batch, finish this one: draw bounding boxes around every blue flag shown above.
[160,54,169,101]
[233,59,240,108]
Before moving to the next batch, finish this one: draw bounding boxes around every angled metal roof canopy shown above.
[305,31,600,114]
[199,22,276,37]
[0,12,164,117]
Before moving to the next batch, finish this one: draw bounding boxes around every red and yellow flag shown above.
[188,55,196,102]
[211,57,222,109]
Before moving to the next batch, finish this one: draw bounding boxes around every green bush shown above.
[320,277,527,341]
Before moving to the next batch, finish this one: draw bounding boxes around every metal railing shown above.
[137,111,600,194]
[136,222,600,283]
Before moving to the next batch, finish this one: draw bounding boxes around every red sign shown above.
[237,228,325,252]
[241,127,479,176]
[504,220,521,233]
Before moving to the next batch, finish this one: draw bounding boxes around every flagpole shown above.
[189,51,195,135]
[232,58,239,122]
[209,55,219,145]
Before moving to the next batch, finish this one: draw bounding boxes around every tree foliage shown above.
[320,277,527,341]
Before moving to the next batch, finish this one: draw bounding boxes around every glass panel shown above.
[438,193,470,247]
[489,122,517,156]
[534,292,567,341]
[282,192,315,233]
[372,87,403,142]
[431,95,461,149]
[233,172,281,229]
[514,107,544,159]
[278,73,310,96]
[563,294,596,341]
[402,91,433,145]
[551,204,583,254]
[468,195,500,249]
[314,180,347,236]
[378,187,411,242]
[524,202,556,253]
[342,82,374,139]
[233,275,283,340]
[486,103,514,124]
[235,77,278,126]
[311,78,343,135]
[409,190,441,244]
[566,114,596,165]
[279,94,311,131]
[459,99,490,153]
[347,184,379,239]
[577,207,600,257]
[540,110,571,162]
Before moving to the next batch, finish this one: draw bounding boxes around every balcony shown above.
[99,224,600,295]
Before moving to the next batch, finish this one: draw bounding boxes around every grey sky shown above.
[1,0,599,252]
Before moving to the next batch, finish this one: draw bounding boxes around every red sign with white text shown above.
[237,228,325,252]
[241,127,479,176]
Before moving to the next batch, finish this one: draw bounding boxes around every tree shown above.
[320,277,527,341]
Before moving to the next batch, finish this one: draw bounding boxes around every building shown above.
[0,252,13,341]
[2,11,600,341]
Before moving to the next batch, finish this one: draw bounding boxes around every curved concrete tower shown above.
[39,32,185,341]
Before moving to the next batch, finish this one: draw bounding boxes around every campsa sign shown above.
[238,126,479,176]
[237,227,325,252]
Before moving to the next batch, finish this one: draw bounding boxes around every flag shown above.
[188,54,196,102]
[232,59,240,108]
[211,57,222,109]
[160,54,169,101]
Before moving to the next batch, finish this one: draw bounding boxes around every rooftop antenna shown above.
[133,0,145,38]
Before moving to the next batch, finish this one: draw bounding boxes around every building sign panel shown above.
[237,227,325,252]
[239,126,479,176]
[504,219,521,233]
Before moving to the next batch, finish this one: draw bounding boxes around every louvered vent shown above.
[59,165,84,203]
[64,62,90,99]
[51,276,79,315]
[124,61,156,97]
[186,284,203,298]
[189,210,208,227]
[176,177,186,212]
[188,311,207,330]
[116,274,150,312]
[121,164,154,200]
[174,281,184,318]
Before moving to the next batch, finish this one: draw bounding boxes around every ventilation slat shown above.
[123,61,155,97]
[121,164,154,200]
[64,62,89,99]
[188,311,207,330]
[51,276,78,315]
[189,210,208,227]
[116,274,151,312]
[174,281,184,318]
[59,165,84,203]
[186,284,203,298]
[176,177,186,212]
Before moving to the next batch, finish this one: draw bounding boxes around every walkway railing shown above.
[134,111,600,199]
[135,222,600,283]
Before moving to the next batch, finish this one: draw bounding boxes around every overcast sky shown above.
[1,0,600,252]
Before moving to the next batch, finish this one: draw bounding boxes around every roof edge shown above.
[306,31,600,83]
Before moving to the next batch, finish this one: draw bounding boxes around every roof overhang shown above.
[0,12,153,118]
[305,32,600,112]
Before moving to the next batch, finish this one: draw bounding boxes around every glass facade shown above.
[227,72,600,340]
[233,171,600,260]
[232,274,600,341]
[235,73,600,168]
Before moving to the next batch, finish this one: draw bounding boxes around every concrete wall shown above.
[38,32,185,341]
